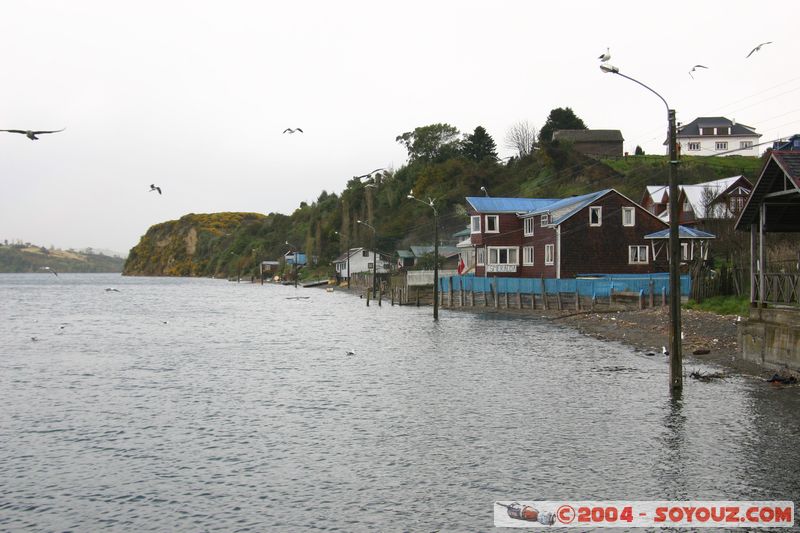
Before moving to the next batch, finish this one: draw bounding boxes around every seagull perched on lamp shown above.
[0,127,65,140]
[688,64,708,78]
[598,47,611,62]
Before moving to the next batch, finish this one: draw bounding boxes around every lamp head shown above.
[357,219,363,224]
[600,63,619,74]
[407,194,414,199]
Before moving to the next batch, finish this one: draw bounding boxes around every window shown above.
[622,207,635,227]
[523,246,534,265]
[740,141,753,149]
[524,217,535,236]
[488,246,518,265]
[367,263,374,269]
[589,206,602,226]
[485,215,499,233]
[544,244,554,265]
[362,250,369,257]
[628,245,648,264]
[476,247,485,266]
[717,127,730,135]
[683,199,692,212]
[687,142,701,151]
[541,214,549,226]
[470,216,481,233]
[715,141,728,151]
[681,242,691,261]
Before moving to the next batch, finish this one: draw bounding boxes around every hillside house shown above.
[674,117,761,157]
[552,129,624,157]
[465,190,672,279]
[642,176,753,225]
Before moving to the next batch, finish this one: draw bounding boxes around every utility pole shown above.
[667,109,682,390]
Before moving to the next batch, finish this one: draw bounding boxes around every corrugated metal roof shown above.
[466,196,558,213]
[521,189,613,225]
[644,226,716,239]
[736,151,800,229]
[409,245,460,257]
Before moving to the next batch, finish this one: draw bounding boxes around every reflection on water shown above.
[1,274,798,531]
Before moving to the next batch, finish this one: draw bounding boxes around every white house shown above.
[674,116,761,157]
[333,247,391,278]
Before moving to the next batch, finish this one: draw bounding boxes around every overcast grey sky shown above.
[1,1,796,254]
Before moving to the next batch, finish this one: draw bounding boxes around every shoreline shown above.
[332,283,789,381]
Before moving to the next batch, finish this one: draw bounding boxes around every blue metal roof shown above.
[466,196,559,213]
[644,226,716,239]
[522,189,613,224]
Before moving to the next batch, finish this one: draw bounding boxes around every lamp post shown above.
[285,240,298,288]
[601,63,682,391]
[356,220,377,298]
[408,191,439,321]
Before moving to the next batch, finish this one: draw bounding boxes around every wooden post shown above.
[378,288,382,306]
[556,290,562,310]
[366,289,370,306]
[504,291,509,308]
[531,293,537,310]
[576,290,581,311]
[649,279,655,308]
[591,294,596,311]
[639,289,645,309]
[449,277,454,308]
[416,288,420,307]
[541,278,549,310]
[391,288,395,306]
[662,286,667,306]
[517,290,522,309]
[459,277,465,307]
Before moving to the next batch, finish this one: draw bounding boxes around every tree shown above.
[634,145,645,156]
[538,107,587,143]
[396,123,461,164]
[504,120,537,158]
[461,126,498,162]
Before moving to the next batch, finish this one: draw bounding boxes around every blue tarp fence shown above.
[438,273,691,298]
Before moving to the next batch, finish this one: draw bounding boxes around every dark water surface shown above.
[1,274,798,531]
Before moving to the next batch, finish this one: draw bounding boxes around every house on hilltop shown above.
[674,117,761,156]
[552,129,624,157]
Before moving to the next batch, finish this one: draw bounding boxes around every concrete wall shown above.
[738,307,800,371]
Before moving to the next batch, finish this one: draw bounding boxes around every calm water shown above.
[1,273,798,531]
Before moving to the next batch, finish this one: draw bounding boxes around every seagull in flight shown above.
[688,64,708,78]
[41,266,58,277]
[149,184,162,195]
[0,127,66,140]
[283,128,304,134]
[746,41,772,58]
[598,47,610,62]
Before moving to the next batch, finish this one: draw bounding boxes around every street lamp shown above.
[408,190,439,321]
[601,62,682,391]
[356,220,378,298]
[480,186,490,197]
[285,240,298,288]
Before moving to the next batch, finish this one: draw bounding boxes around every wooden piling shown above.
[416,288,420,307]
[649,279,655,308]
[556,291,562,310]
[366,289,370,306]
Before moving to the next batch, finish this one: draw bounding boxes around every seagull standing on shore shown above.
[746,41,772,58]
[0,128,65,140]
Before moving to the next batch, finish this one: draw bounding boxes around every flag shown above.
[457,256,465,275]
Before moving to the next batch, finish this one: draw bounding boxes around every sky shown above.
[1,1,796,255]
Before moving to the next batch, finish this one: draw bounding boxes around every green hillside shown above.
[0,245,125,273]
[123,128,766,279]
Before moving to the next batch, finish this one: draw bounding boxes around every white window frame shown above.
[589,206,602,227]
[476,247,485,266]
[622,207,635,227]
[687,142,701,151]
[487,246,518,265]
[485,215,499,233]
[544,244,554,265]
[628,245,649,265]
[715,141,728,151]
[541,214,549,226]
[523,246,534,266]
[523,217,535,236]
[470,215,481,234]
[740,141,753,149]
[681,242,692,261]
